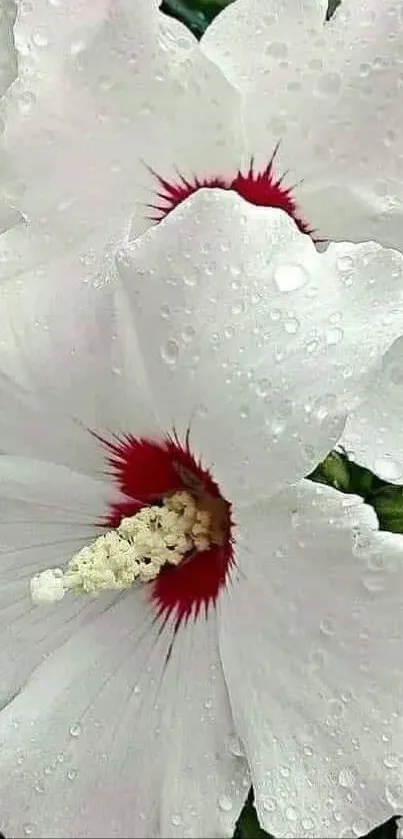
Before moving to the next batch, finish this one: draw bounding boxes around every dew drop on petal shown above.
[69,722,82,738]
[160,304,170,319]
[67,768,78,780]
[274,264,308,292]
[161,339,179,366]
[182,325,195,343]
[337,255,354,273]
[227,735,244,758]
[23,825,34,836]
[326,327,343,345]
[34,781,45,794]
[218,793,233,812]
[262,797,276,812]
[338,767,356,788]
[302,817,315,830]
[256,378,271,398]
[171,814,182,827]
[284,316,300,334]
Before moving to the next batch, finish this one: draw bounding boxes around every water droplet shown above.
[160,339,179,366]
[240,405,249,419]
[337,255,354,273]
[338,767,356,788]
[302,817,315,830]
[218,793,233,812]
[383,754,398,769]
[274,263,308,292]
[228,735,244,758]
[231,300,246,316]
[33,30,49,47]
[285,806,298,821]
[57,752,65,763]
[320,617,334,636]
[204,699,213,710]
[67,768,78,780]
[69,722,82,738]
[44,764,53,775]
[160,304,170,319]
[326,327,343,345]
[255,378,271,398]
[280,765,290,778]
[303,744,314,757]
[266,41,288,59]
[183,274,196,287]
[263,797,276,812]
[171,814,182,827]
[34,781,45,794]
[134,685,141,695]
[182,325,195,343]
[270,308,282,321]
[284,316,300,334]
[23,825,34,836]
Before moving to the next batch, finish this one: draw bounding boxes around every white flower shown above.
[1,0,403,288]
[1,193,403,838]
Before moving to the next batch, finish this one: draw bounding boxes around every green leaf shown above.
[370,485,403,533]
[234,789,273,839]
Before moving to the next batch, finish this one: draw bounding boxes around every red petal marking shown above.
[96,432,234,625]
[148,153,312,237]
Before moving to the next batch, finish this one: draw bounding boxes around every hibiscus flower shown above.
[1,192,403,838]
[0,0,402,288]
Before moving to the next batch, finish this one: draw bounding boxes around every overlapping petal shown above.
[220,482,403,837]
[203,0,403,247]
[342,337,403,482]
[0,0,242,283]
[0,586,249,838]
[118,190,403,503]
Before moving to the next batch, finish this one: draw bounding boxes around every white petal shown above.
[0,250,157,474]
[118,189,403,503]
[202,0,327,92]
[220,482,403,838]
[342,336,403,482]
[0,0,17,99]
[0,592,249,838]
[203,0,403,248]
[0,456,122,711]
[1,0,242,261]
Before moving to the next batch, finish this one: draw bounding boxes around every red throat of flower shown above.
[147,149,313,237]
[95,432,234,628]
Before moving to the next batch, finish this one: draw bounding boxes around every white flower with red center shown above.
[1,0,403,284]
[1,192,403,838]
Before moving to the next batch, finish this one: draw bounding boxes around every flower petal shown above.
[0,248,157,474]
[220,482,403,837]
[0,592,249,838]
[342,336,403,482]
[118,189,403,503]
[203,0,403,248]
[0,456,120,711]
[202,0,327,92]
[1,0,242,261]
[0,0,17,99]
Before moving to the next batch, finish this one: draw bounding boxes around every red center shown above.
[147,149,313,237]
[94,432,234,627]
